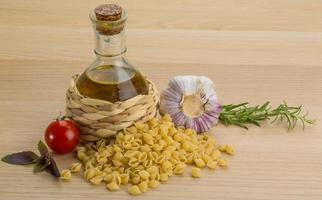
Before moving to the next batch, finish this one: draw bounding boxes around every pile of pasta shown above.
[61,114,235,195]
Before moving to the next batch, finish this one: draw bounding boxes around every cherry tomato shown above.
[44,116,80,154]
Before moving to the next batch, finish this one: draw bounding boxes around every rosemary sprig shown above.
[219,101,315,130]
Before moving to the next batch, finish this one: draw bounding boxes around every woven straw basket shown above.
[66,75,159,142]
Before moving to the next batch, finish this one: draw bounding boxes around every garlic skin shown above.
[160,76,222,133]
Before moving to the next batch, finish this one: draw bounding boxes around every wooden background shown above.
[0,0,321,199]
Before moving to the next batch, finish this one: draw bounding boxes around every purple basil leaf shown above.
[38,140,50,158]
[45,157,61,177]
[1,151,39,165]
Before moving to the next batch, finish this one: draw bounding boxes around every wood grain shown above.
[0,0,321,200]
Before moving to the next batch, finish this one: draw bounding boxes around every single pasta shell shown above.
[128,185,142,195]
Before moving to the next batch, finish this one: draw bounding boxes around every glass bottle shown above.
[76,4,149,103]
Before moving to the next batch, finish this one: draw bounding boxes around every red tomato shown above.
[44,118,80,154]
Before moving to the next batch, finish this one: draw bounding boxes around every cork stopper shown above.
[93,4,125,35]
[94,4,122,21]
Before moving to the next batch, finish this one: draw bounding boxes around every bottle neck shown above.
[94,30,127,57]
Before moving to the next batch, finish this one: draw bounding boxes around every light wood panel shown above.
[1,0,322,31]
[0,0,322,200]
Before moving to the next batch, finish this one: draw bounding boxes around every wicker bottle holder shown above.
[66,75,159,142]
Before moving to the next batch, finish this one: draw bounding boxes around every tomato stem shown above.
[56,112,67,121]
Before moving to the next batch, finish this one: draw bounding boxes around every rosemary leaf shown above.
[219,101,315,130]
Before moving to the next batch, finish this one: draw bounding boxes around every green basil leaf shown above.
[37,140,50,158]
[33,156,52,173]
[33,160,49,173]
[1,151,39,165]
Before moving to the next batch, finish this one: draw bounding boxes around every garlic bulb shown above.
[160,76,222,133]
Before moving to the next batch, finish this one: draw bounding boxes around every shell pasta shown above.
[71,114,234,195]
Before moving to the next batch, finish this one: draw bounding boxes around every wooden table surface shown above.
[1,0,322,199]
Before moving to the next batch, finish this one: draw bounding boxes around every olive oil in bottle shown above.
[76,4,149,102]
[76,65,148,102]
